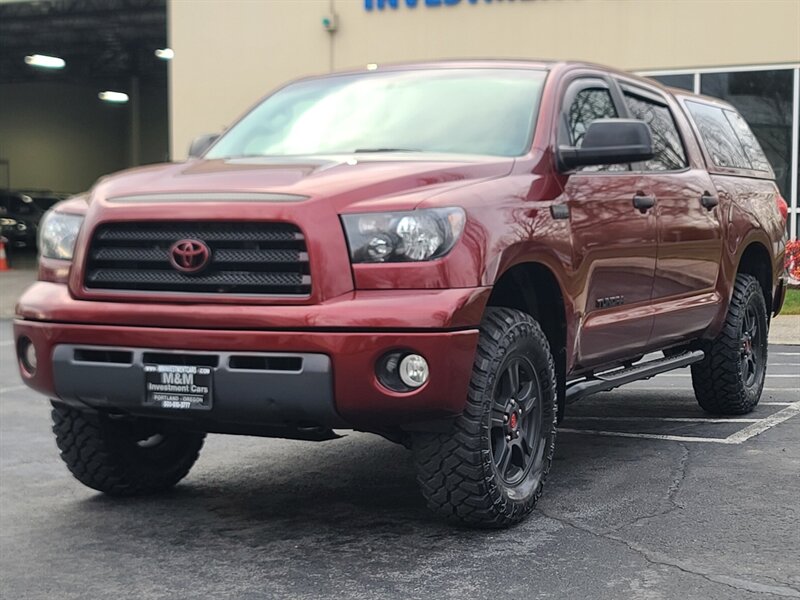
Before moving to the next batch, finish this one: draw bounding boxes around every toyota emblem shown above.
[169,239,211,274]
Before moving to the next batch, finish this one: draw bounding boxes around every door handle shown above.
[632,194,656,213]
[700,193,719,210]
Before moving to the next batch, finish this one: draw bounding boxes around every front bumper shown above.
[13,283,487,430]
[51,344,341,429]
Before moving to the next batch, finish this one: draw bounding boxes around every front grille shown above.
[85,222,311,295]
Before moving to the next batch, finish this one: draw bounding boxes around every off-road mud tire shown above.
[51,402,205,495]
[413,308,558,528]
[691,274,768,415]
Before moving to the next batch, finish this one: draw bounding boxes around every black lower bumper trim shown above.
[52,344,346,429]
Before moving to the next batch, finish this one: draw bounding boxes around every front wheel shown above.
[691,273,768,415]
[51,403,205,495]
[413,308,558,528]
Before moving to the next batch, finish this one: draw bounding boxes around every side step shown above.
[202,422,343,441]
[565,350,705,404]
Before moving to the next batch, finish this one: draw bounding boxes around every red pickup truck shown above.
[14,61,787,527]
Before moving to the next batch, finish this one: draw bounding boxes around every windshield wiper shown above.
[353,148,421,153]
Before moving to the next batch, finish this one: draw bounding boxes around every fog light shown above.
[18,337,37,374]
[398,354,429,389]
[376,351,430,392]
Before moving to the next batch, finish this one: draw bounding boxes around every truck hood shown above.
[90,154,515,212]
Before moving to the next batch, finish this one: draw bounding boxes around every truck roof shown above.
[299,59,736,110]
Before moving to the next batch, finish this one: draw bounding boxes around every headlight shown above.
[341,208,466,263]
[38,211,84,260]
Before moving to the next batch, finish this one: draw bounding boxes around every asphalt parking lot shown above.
[1,320,798,599]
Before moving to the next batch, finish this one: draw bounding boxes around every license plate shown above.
[144,364,213,410]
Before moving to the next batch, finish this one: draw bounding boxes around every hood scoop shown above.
[106,192,310,204]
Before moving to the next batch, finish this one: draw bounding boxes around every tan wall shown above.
[168,0,331,159]
[169,0,800,159]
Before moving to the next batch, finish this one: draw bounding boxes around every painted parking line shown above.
[560,402,800,444]
[616,387,797,393]
[726,402,800,443]
[654,373,798,378]
[567,416,760,423]
[558,428,735,444]
[637,350,798,356]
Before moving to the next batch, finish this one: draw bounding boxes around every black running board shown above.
[565,350,705,404]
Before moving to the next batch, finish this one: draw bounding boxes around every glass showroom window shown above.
[701,70,794,210]
[643,65,800,239]
[650,73,693,92]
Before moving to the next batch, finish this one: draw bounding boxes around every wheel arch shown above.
[736,241,773,316]
[485,261,570,420]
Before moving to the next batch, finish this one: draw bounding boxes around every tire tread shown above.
[413,307,558,528]
[691,274,768,415]
[51,403,204,496]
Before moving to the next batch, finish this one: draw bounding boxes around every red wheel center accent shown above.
[509,412,518,430]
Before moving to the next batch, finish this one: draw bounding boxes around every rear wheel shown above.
[51,402,205,495]
[691,273,768,415]
[413,308,558,528]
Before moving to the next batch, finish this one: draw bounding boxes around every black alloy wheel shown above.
[490,355,547,497]
[739,302,764,389]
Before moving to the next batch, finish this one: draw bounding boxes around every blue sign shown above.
[366,0,523,10]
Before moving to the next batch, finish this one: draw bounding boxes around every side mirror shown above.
[188,133,220,158]
[558,119,653,170]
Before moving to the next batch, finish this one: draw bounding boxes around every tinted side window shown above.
[701,70,790,194]
[566,87,627,172]
[724,110,771,172]
[686,101,749,169]
[623,93,687,171]
[568,88,618,146]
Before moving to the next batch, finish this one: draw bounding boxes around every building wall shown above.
[168,0,330,159]
[168,0,800,158]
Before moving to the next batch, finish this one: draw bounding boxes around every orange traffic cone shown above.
[0,237,10,271]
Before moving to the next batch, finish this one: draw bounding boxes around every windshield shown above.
[206,68,547,159]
